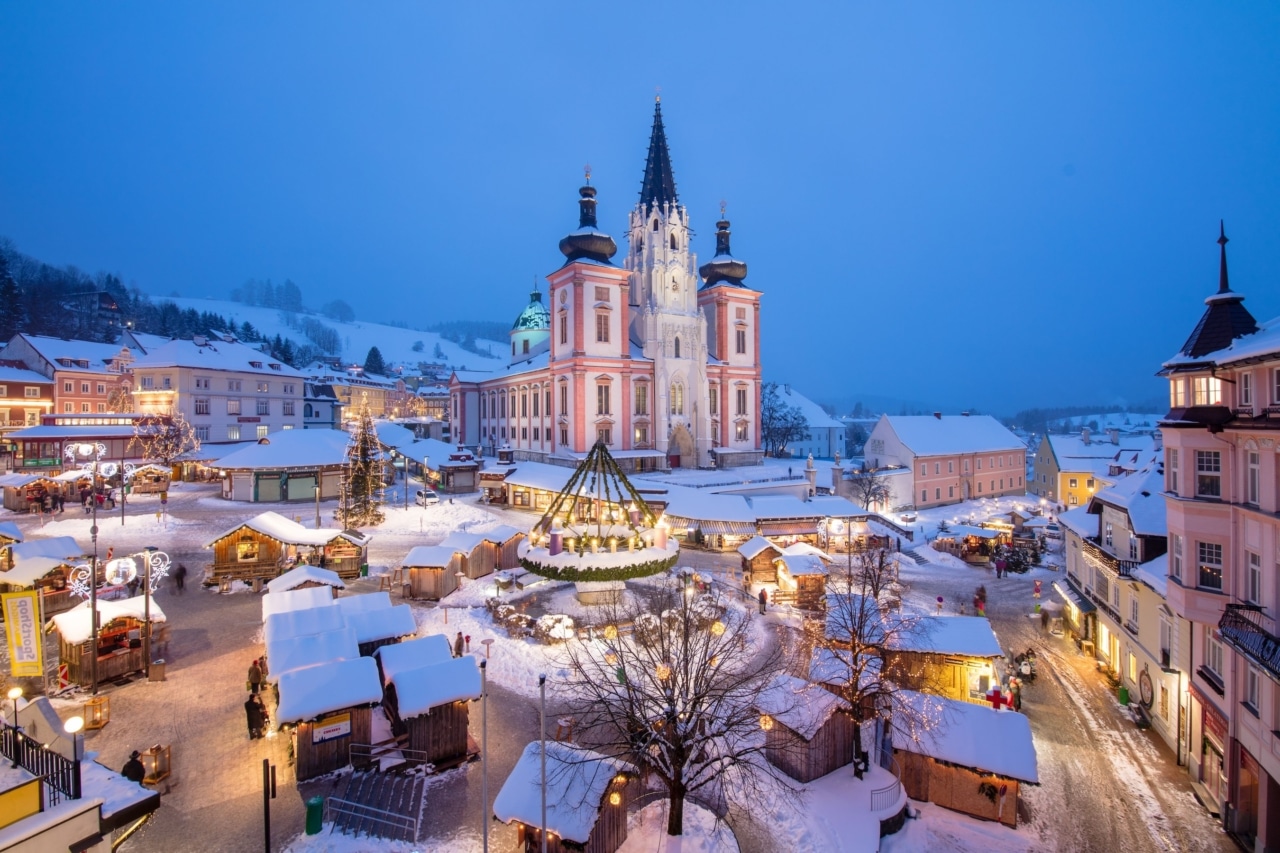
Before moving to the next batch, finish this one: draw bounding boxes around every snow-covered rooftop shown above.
[886,616,1003,658]
[275,656,383,725]
[1090,461,1166,537]
[775,385,844,430]
[131,337,304,377]
[14,335,136,373]
[340,603,417,645]
[776,553,828,577]
[493,741,634,844]
[391,657,482,717]
[755,674,850,740]
[206,511,369,549]
[49,596,167,645]
[737,535,778,560]
[375,633,452,684]
[263,604,344,646]
[8,536,83,564]
[438,531,488,553]
[0,364,53,384]
[877,414,1024,457]
[401,545,457,568]
[1057,506,1096,539]
[215,429,352,470]
[0,522,22,543]
[373,421,417,451]
[808,647,881,690]
[1134,554,1169,596]
[261,585,335,621]
[893,689,1039,783]
[264,626,359,683]
[265,565,346,594]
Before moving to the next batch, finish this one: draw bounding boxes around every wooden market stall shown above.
[0,556,77,617]
[738,535,782,586]
[493,741,635,853]
[773,552,831,611]
[335,592,417,657]
[47,597,169,687]
[438,532,491,579]
[883,616,1004,705]
[383,656,481,767]
[756,674,856,783]
[265,565,346,596]
[478,525,526,571]
[401,545,461,600]
[892,690,1038,828]
[275,656,383,782]
[933,525,1005,565]
[0,473,62,513]
[205,512,372,586]
[127,464,172,494]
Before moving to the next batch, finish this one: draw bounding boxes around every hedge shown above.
[519,553,679,583]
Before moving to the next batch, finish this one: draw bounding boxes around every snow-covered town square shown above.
[2,5,1279,853]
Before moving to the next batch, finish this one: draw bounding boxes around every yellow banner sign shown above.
[2,591,43,678]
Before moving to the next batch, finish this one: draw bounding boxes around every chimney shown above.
[933,412,942,420]
[1081,427,1091,445]
[1108,429,1119,445]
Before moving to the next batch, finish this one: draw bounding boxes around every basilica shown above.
[448,100,764,471]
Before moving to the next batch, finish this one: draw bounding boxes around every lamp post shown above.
[481,659,489,853]
[65,443,105,695]
[539,673,547,853]
[7,686,21,767]
[63,716,83,799]
[402,453,408,510]
[314,484,321,530]
[102,546,170,680]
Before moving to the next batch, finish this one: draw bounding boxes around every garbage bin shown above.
[305,796,324,835]
[149,659,166,682]
[360,563,369,578]
[1118,685,1130,706]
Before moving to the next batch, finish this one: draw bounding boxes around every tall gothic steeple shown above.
[639,97,678,208]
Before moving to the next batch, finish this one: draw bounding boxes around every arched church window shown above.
[652,218,659,232]
[670,382,684,416]
[670,233,678,250]
[522,339,530,354]
[304,403,313,418]
[674,337,681,358]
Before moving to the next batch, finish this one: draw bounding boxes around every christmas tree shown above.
[338,406,385,527]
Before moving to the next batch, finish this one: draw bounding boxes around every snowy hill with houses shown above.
[1045,412,1163,434]
[160,296,505,372]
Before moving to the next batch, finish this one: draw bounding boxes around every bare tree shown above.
[128,411,200,466]
[760,382,810,458]
[558,579,792,836]
[848,469,893,511]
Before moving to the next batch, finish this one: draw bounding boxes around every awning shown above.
[1052,579,1095,614]
[759,521,817,537]
[697,520,757,537]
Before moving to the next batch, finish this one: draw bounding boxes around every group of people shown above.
[245,657,271,739]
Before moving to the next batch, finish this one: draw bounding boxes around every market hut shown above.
[261,585,335,621]
[882,616,1004,705]
[374,633,452,683]
[738,535,781,586]
[275,656,383,781]
[438,532,491,579]
[892,690,1038,828]
[773,550,831,611]
[127,464,172,495]
[266,565,346,596]
[0,556,77,616]
[47,597,169,686]
[756,674,856,783]
[401,545,461,600]
[0,521,22,556]
[335,592,417,657]
[265,627,359,684]
[494,741,635,853]
[383,656,481,767]
[0,473,62,513]
[478,525,526,570]
[205,511,372,586]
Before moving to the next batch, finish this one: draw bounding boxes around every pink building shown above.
[1161,224,1280,850]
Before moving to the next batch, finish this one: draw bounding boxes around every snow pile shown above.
[493,740,634,845]
[618,799,739,852]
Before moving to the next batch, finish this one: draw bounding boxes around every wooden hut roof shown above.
[266,565,346,594]
[0,521,22,543]
[205,511,371,549]
[775,554,829,577]
[261,585,335,622]
[9,537,82,565]
[737,535,779,560]
[892,689,1039,784]
[2,556,71,587]
[755,674,850,741]
[390,657,481,717]
[494,741,635,845]
[402,545,457,569]
[263,604,344,646]
[275,656,382,725]
[265,627,359,684]
[48,596,166,645]
[477,525,525,545]
[375,634,452,684]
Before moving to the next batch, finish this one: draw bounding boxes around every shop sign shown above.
[2,591,43,677]
[1203,698,1227,745]
[312,712,351,744]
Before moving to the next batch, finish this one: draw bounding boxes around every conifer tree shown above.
[338,406,385,527]
[0,254,23,340]
[363,346,387,376]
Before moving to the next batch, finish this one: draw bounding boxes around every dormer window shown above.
[249,361,263,369]
[269,363,281,371]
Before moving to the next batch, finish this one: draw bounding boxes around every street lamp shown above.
[105,547,169,678]
[63,716,83,799]
[64,442,105,695]
[314,484,321,529]
[7,686,21,768]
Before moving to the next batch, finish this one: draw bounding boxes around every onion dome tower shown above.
[558,171,617,265]
[698,205,749,287]
[1177,221,1259,360]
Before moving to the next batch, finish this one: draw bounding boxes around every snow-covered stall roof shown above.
[9,536,83,564]
[805,495,864,517]
[49,597,167,645]
[737,535,778,560]
[373,421,417,451]
[659,487,756,524]
[402,545,457,569]
[0,473,49,489]
[941,524,1002,540]
[335,591,393,615]
[782,542,830,559]
[776,554,828,577]
[886,616,1003,658]
[375,634,453,684]
[263,604,344,646]
[438,531,488,554]
[477,525,524,544]
[274,656,383,725]
[215,428,351,471]
[892,690,1039,783]
[266,565,345,594]
[808,647,881,690]
[0,522,21,543]
[342,604,416,646]
[1,556,71,587]
[493,741,635,845]
[265,627,360,683]
[747,495,824,520]
[261,585,335,621]
[205,511,370,549]
[391,657,482,717]
[755,674,850,741]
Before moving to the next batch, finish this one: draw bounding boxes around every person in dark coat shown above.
[174,563,188,593]
[452,632,464,658]
[122,750,146,782]
[245,695,266,739]
[758,588,768,615]
[248,660,263,694]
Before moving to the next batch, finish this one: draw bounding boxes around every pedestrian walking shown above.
[247,660,263,694]
[895,537,901,553]
[452,631,464,658]
[121,750,146,783]
[174,563,187,592]
[55,493,64,513]
[244,695,266,739]
[258,656,269,679]
[758,588,768,615]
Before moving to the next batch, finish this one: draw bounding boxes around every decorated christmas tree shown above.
[338,406,385,527]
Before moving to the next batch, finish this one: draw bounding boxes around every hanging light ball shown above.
[656,662,672,681]
[709,620,725,636]
[759,714,775,731]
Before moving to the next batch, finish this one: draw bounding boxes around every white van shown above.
[415,488,440,507]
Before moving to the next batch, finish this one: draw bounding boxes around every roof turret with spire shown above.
[1175,221,1259,360]
[558,167,618,265]
[639,96,678,209]
[699,202,749,288]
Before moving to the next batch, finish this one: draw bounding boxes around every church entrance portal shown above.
[669,425,696,469]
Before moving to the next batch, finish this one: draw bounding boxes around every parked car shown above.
[415,488,440,507]
[1043,522,1062,539]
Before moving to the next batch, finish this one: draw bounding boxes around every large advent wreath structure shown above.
[520,442,679,582]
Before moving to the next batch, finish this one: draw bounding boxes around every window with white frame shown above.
[735,329,746,354]
[670,383,684,415]
[1168,448,1179,493]
[596,383,611,415]
[1192,376,1222,405]
[559,384,568,416]
[1248,552,1262,604]
[559,312,568,345]
[229,379,241,392]
[1241,372,1253,406]
[1196,450,1221,497]
[1205,627,1224,678]
[1069,478,1078,489]
[227,425,241,441]
[283,400,295,416]
[1129,594,1139,628]
[195,425,210,441]
[595,312,609,343]
[195,377,210,390]
[1170,379,1186,408]
[227,399,241,415]
[1104,521,1113,547]
[63,381,72,392]
[597,427,611,445]
[735,422,748,441]
[1129,537,1139,560]
[736,388,747,416]
[1273,367,1280,404]
[934,462,940,475]
[194,398,210,415]
[1197,541,1223,590]
[1246,665,1261,712]
[140,376,154,390]
[1170,534,1183,581]
[560,427,568,446]
[256,399,269,416]
[256,425,269,439]
[920,464,926,477]
[1247,450,1260,505]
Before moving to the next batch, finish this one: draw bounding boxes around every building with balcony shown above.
[1159,224,1280,849]
[130,335,303,443]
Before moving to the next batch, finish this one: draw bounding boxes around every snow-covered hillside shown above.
[1047,412,1163,433]
[161,297,505,372]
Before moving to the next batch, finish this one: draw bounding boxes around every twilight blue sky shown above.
[2,3,1279,416]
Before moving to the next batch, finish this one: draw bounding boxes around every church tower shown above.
[626,98,712,467]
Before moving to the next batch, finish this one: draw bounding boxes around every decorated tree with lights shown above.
[558,579,793,836]
[105,385,134,414]
[127,411,200,467]
[337,405,385,527]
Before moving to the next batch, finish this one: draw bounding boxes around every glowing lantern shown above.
[759,714,775,731]
[603,624,618,640]
[656,663,672,681]
[709,620,725,636]
[609,791,622,806]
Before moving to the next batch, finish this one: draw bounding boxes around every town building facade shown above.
[2,335,136,418]
[448,100,763,472]
[1031,430,1158,508]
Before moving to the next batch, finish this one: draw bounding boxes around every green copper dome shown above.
[512,289,550,331]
